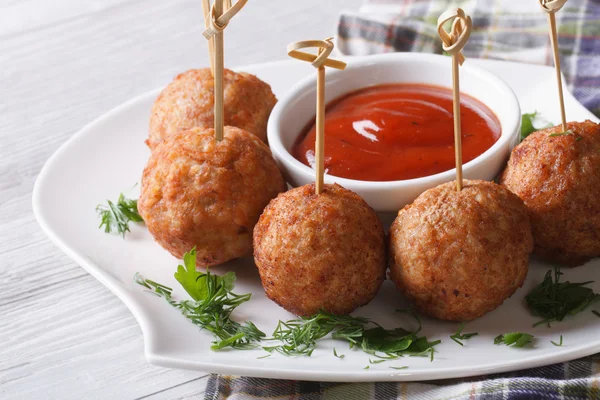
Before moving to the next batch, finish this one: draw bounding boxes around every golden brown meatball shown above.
[138,126,286,265]
[147,68,277,149]
[389,180,533,321]
[500,120,600,266]
[253,183,387,316]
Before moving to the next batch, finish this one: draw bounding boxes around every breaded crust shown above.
[147,68,277,149]
[253,183,387,316]
[389,180,533,321]
[138,126,286,265]
[500,120,600,266]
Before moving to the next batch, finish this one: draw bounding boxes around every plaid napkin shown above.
[204,2,600,398]
[338,0,600,117]
[205,353,600,399]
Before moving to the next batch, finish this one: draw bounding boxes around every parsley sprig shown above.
[526,267,600,327]
[97,193,143,237]
[494,332,534,348]
[135,249,265,350]
[521,111,552,141]
[450,323,478,346]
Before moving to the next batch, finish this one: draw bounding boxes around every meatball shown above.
[147,68,277,149]
[500,120,600,266]
[138,126,286,265]
[253,183,387,316]
[389,180,533,321]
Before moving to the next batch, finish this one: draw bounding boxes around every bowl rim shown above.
[267,52,521,189]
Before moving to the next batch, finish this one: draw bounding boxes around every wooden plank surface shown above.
[0,1,362,398]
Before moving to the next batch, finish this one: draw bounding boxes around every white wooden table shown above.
[0,1,362,398]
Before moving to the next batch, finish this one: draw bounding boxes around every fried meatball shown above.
[500,120,600,266]
[389,180,533,321]
[253,183,387,316]
[138,126,286,265]
[147,68,277,149]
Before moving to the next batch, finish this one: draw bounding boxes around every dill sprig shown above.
[97,193,143,237]
[263,311,368,357]
[263,309,440,361]
[551,335,563,347]
[526,267,600,327]
[135,249,264,350]
[494,332,534,348]
[548,130,574,137]
[548,130,583,141]
[450,323,478,346]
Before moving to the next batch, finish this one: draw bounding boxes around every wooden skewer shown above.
[287,39,347,195]
[213,0,224,142]
[437,9,472,192]
[202,0,247,142]
[202,0,215,77]
[315,49,326,194]
[451,53,463,191]
[547,13,567,131]
[540,0,568,131]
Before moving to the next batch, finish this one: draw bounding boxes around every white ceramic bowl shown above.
[267,53,521,212]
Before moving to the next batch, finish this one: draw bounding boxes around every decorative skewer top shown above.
[287,38,347,71]
[539,0,568,14]
[202,0,247,39]
[437,9,472,66]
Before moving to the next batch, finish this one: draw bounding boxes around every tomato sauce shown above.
[292,84,501,181]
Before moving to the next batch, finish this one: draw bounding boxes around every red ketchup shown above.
[292,84,501,181]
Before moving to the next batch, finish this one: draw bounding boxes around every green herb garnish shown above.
[521,111,552,141]
[364,365,370,370]
[136,252,443,359]
[494,332,534,348]
[135,248,265,350]
[262,312,368,357]
[526,267,600,327]
[263,309,440,361]
[369,358,386,364]
[97,193,143,237]
[450,323,478,346]
[551,335,563,347]
[390,366,408,370]
[333,348,345,359]
[548,129,574,137]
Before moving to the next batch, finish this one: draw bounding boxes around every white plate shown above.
[33,57,600,382]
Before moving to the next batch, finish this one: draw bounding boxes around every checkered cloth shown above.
[337,0,600,117]
[204,2,600,398]
[205,353,600,399]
